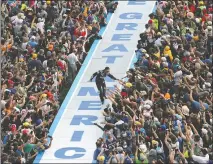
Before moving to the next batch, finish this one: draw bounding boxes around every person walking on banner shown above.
[89,67,119,104]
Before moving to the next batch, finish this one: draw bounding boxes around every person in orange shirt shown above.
[1,35,14,53]
[3,98,16,116]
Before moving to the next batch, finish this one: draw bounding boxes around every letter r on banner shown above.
[70,115,98,125]
[116,23,138,30]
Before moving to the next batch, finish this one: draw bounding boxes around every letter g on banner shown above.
[55,147,86,159]
[119,13,143,19]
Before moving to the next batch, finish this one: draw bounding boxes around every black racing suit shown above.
[90,70,117,103]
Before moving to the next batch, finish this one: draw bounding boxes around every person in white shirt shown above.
[174,67,182,86]
[11,13,25,26]
[155,32,163,47]
[67,52,82,81]
[36,18,45,34]
[13,19,23,35]
[192,147,209,164]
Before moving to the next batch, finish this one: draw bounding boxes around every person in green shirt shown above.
[23,143,36,161]
[23,143,35,154]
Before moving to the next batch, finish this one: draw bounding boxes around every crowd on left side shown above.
[1,1,118,163]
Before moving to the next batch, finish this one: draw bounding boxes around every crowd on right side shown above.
[93,0,212,163]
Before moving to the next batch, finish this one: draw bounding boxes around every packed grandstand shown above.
[1,0,212,164]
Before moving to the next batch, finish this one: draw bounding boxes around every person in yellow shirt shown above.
[149,13,159,31]
[21,2,27,11]
[83,6,89,17]
[163,46,173,63]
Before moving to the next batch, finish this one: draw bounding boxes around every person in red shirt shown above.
[188,2,196,13]
[74,21,87,38]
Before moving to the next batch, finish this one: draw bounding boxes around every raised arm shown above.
[90,71,98,81]
[189,123,199,135]
[108,73,117,80]
[189,89,194,102]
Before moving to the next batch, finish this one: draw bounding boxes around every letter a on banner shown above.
[102,44,128,52]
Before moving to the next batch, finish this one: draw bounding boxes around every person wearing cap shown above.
[28,36,38,48]
[27,53,43,71]
[135,48,147,64]
[89,67,119,104]
[139,54,149,71]
[155,32,163,48]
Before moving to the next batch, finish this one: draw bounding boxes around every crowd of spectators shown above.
[93,0,212,164]
[1,0,118,163]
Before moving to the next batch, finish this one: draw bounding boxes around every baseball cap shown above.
[152,140,158,146]
[47,51,52,56]
[139,144,147,152]
[140,91,147,96]
[40,94,47,99]
[160,124,166,131]
[125,82,132,88]
[140,128,146,135]
[157,32,162,36]
[117,147,123,153]
[144,104,151,110]
[135,121,141,126]
[22,129,29,135]
[164,93,171,99]
[140,48,147,53]
[161,57,167,62]
[145,53,149,58]
[32,53,38,59]
[181,105,189,116]
[97,155,105,161]
[36,119,42,126]
[11,124,17,132]
[207,72,212,77]
[31,36,36,40]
